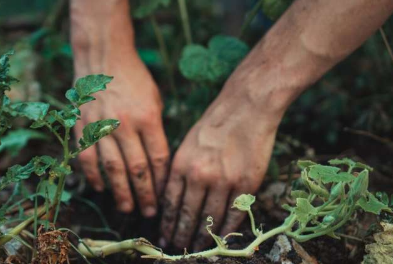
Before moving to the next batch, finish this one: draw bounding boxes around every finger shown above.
[172,180,206,249]
[219,191,248,237]
[75,120,104,191]
[98,136,134,213]
[193,187,230,252]
[160,172,185,247]
[119,132,157,218]
[141,122,170,197]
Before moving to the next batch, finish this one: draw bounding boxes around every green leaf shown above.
[37,180,71,203]
[294,198,317,226]
[6,102,49,121]
[179,35,249,83]
[354,162,373,171]
[32,156,57,176]
[0,161,35,191]
[262,0,293,21]
[348,169,369,201]
[297,160,317,170]
[301,171,330,199]
[308,165,340,181]
[328,158,356,167]
[133,0,171,18]
[0,51,18,92]
[357,192,391,215]
[67,74,113,106]
[329,182,344,200]
[290,190,309,199]
[232,194,255,211]
[78,119,120,149]
[0,129,46,156]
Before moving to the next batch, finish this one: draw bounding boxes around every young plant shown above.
[0,51,119,247]
[78,158,391,260]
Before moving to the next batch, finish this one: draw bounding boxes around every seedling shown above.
[0,52,119,247]
[78,158,392,260]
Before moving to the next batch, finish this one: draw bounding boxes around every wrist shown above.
[70,0,137,66]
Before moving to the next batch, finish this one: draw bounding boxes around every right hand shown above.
[73,48,169,217]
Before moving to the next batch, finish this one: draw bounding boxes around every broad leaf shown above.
[32,156,57,176]
[79,119,120,149]
[179,35,249,83]
[297,160,317,170]
[133,0,171,18]
[37,180,71,203]
[357,192,391,215]
[6,102,49,121]
[301,171,329,199]
[308,165,340,181]
[0,129,46,156]
[294,198,317,226]
[232,194,255,211]
[66,74,113,106]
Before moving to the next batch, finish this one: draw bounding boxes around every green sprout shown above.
[77,158,392,260]
[0,52,119,247]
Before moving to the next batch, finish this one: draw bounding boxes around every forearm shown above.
[230,0,393,116]
[70,0,137,75]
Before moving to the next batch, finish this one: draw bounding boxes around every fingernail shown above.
[158,237,167,248]
[144,206,157,217]
[119,202,132,212]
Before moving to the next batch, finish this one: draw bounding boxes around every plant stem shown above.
[247,209,260,236]
[78,215,297,260]
[0,206,48,246]
[149,15,179,103]
[239,0,264,39]
[52,127,71,223]
[177,0,192,44]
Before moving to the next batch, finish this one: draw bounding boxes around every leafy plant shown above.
[0,52,119,246]
[77,158,391,260]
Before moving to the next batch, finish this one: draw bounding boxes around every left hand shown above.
[159,74,283,251]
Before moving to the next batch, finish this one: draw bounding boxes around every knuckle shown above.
[138,108,161,126]
[103,159,124,175]
[151,154,170,168]
[129,162,148,179]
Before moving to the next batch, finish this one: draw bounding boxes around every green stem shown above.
[0,206,48,246]
[239,0,264,39]
[177,0,192,44]
[247,209,260,237]
[149,15,178,102]
[78,215,297,260]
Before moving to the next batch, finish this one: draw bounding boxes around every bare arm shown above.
[71,0,170,217]
[161,0,393,251]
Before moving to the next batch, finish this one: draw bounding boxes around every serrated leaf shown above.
[0,51,18,92]
[262,0,293,21]
[357,192,391,215]
[294,198,317,225]
[232,194,255,211]
[297,160,317,170]
[6,102,49,121]
[78,119,120,149]
[354,162,373,171]
[290,190,309,199]
[0,161,35,191]
[0,129,46,156]
[37,180,71,203]
[301,171,330,199]
[67,74,113,106]
[133,0,171,18]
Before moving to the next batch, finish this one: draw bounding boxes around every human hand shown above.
[71,0,169,216]
[159,70,286,250]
